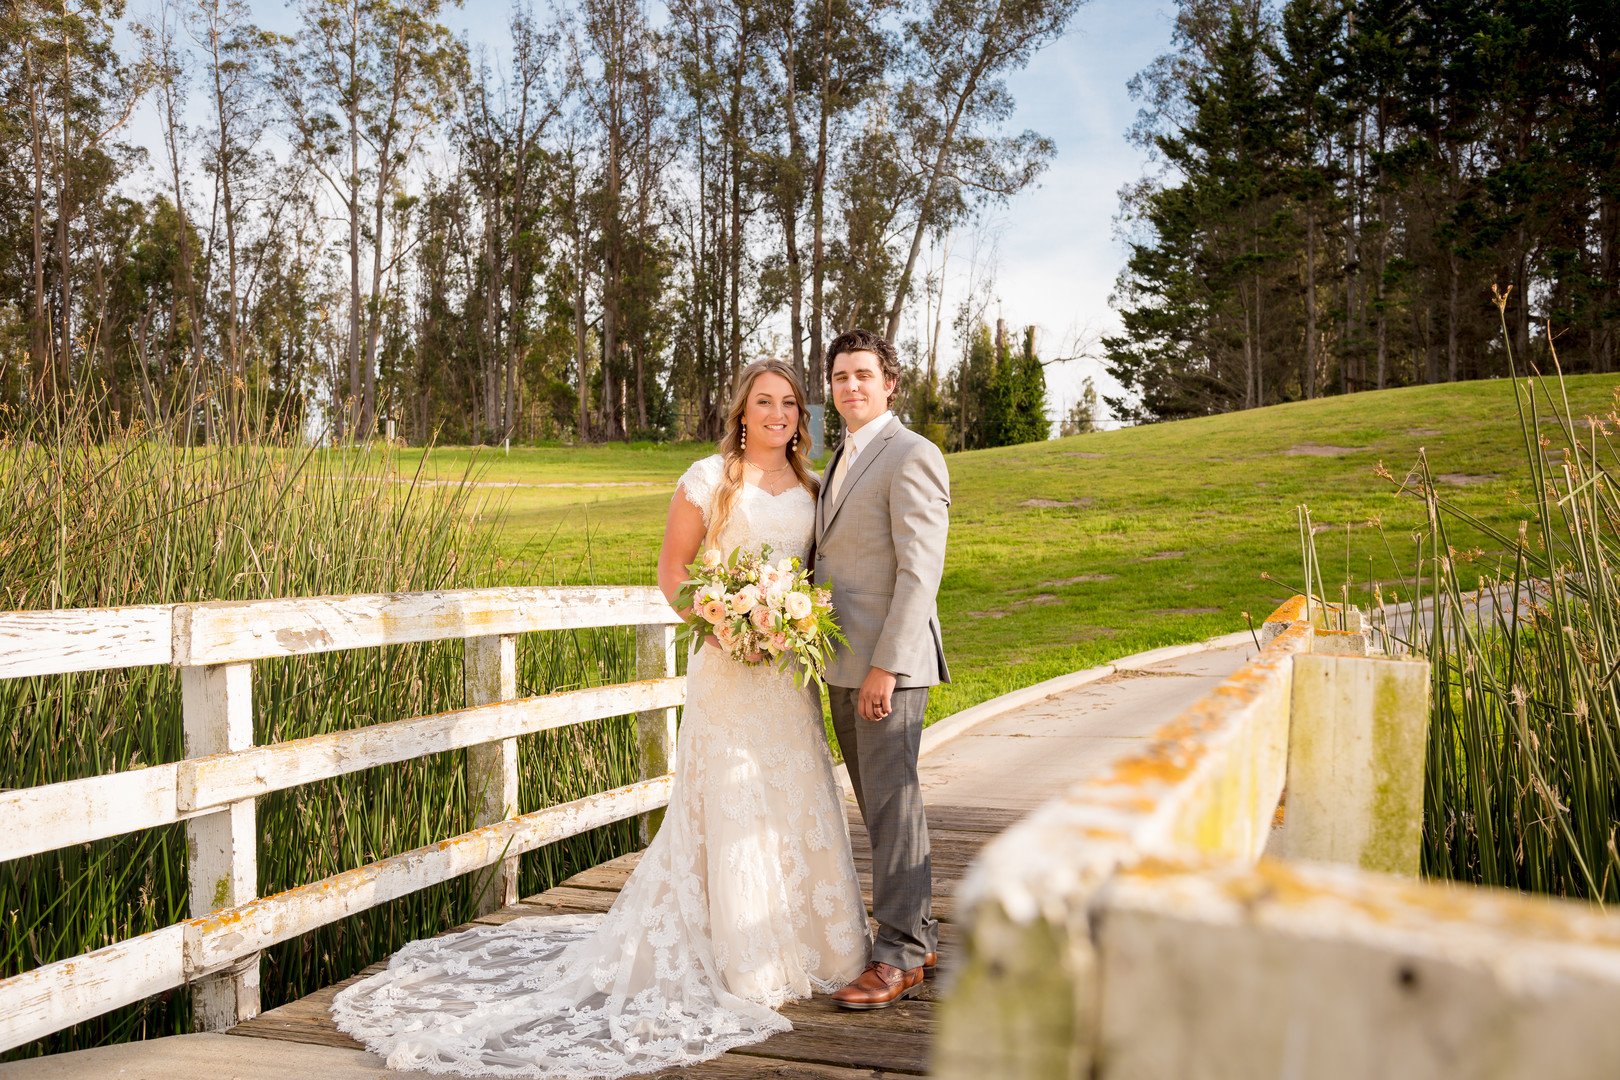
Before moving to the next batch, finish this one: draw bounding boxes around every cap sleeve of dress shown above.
[676,454,723,526]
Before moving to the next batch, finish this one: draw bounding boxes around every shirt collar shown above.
[844,410,893,457]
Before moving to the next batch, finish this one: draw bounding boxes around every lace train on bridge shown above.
[330,460,869,1078]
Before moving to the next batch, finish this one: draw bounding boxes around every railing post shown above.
[635,623,677,844]
[465,634,520,915]
[1276,651,1431,874]
[181,662,259,1030]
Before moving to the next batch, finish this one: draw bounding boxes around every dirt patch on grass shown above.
[1408,428,1443,436]
[1144,550,1186,560]
[1042,573,1116,586]
[1021,497,1093,509]
[1063,452,1105,459]
[1159,606,1222,615]
[968,593,1060,618]
[1436,473,1499,486]
[1285,443,1361,456]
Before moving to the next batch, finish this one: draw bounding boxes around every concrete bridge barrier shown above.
[936,595,1620,1079]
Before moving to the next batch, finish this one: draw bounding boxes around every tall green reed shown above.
[1325,298,1620,901]
[0,405,643,1059]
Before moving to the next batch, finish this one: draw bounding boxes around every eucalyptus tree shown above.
[458,5,565,441]
[141,0,213,433]
[880,0,1082,341]
[276,0,465,439]
[754,0,892,394]
[190,0,277,435]
[576,0,667,438]
[4,0,146,406]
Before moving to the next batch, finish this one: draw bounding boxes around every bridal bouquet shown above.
[676,545,846,689]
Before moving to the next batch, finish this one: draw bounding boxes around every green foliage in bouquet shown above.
[675,544,849,690]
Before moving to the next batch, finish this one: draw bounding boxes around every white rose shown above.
[784,591,813,620]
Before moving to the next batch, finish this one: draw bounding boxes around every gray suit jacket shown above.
[814,418,951,689]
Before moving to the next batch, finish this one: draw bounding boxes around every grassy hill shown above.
[406,373,1618,723]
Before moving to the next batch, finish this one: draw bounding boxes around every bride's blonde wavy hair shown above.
[704,359,821,548]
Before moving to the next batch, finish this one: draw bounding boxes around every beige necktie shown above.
[826,442,857,506]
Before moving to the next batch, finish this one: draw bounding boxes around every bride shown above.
[330,359,870,1077]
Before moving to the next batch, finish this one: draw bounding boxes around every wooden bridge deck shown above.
[226,802,1019,1078]
[8,638,1253,1079]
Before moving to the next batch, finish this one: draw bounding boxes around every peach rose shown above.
[795,615,818,636]
[784,591,812,620]
[699,599,728,624]
[702,548,723,568]
[729,586,758,615]
[770,632,790,653]
[715,622,738,649]
[750,606,774,632]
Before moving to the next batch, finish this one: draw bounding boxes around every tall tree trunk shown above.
[345,19,362,441]
[159,27,211,440]
[809,32,831,404]
[778,18,806,385]
[206,2,244,437]
[1303,201,1317,399]
[884,67,982,342]
[575,250,589,438]
[1446,252,1459,382]
[56,13,72,398]
[25,47,52,400]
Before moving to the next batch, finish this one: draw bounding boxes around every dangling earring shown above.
[740,425,747,451]
[789,432,798,453]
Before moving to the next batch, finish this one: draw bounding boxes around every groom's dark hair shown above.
[825,328,901,405]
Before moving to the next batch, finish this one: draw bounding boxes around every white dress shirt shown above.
[826,410,893,506]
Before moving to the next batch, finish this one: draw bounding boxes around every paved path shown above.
[5,636,1256,1079]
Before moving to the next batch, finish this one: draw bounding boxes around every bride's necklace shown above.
[744,458,791,477]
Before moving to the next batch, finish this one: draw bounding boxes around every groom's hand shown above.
[858,667,897,722]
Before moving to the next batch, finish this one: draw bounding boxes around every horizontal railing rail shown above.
[938,594,1620,1080]
[0,586,682,1054]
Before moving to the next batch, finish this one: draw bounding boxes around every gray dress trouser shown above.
[829,684,940,971]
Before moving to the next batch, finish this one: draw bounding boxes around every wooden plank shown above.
[176,678,685,811]
[227,962,387,1051]
[556,850,645,892]
[0,925,186,1054]
[730,1021,930,1074]
[0,604,173,678]
[782,996,935,1034]
[0,764,204,863]
[1097,855,1620,1080]
[645,1057,897,1078]
[173,586,679,665]
[512,885,624,916]
[181,662,260,1030]
[465,634,519,915]
[635,623,678,844]
[184,776,672,975]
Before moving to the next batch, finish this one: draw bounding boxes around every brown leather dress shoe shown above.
[923,950,938,977]
[831,961,925,1010]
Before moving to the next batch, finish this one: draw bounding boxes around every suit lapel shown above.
[823,420,898,534]
[816,442,844,543]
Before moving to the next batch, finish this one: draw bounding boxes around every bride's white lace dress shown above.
[330,454,870,1077]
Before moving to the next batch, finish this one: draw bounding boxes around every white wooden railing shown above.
[936,595,1620,1079]
[0,587,683,1053]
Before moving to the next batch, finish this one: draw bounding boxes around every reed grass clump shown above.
[1364,306,1620,901]
[0,408,643,1060]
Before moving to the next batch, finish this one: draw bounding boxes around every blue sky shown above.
[991,0,1179,422]
[125,0,1179,424]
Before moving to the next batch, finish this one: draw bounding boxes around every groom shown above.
[814,328,950,1010]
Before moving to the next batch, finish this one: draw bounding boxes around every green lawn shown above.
[394,375,1619,723]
